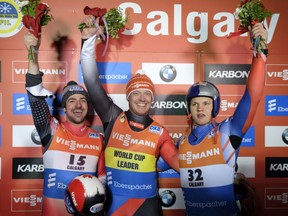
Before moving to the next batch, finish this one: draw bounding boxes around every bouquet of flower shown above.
[228,0,272,55]
[19,0,53,60]
[78,6,128,39]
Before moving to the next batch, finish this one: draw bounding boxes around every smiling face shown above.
[64,94,88,125]
[128,89,153,116]
[189,96,213,126]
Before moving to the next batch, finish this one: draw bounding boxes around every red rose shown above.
[22,15,37,37]
[240,0,251,6]
[83,6,107,17]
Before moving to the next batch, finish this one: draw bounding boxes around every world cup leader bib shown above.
[179,128,238,215]
[105,113,161,198]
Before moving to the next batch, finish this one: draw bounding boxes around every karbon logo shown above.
[266,157,288,178]
[204,64,251,84]
[150,95,186,115]
[12,158,44,179]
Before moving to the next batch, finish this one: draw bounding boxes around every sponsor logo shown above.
[241,126,255,147]
[11,189,42,212]
[149,126,161,134]
[88,132,100,139]
[282,128,288,145]
[158,169,180,179]
[266,64,288,85]
[179,148,221,165]
[204,64,251,84]
[237,157,255,178]
[165,124,188,143]
[56,136,101,151]
[31,128,41,145]
[107,171,113,185]
[142,63,194,85]
[150,95,186,115]
[158,188,185,209]
[265,96,288,116]
[159,189,176,207]
[159,65,177,82]
[265,188,288,209]
[266,157,288,178]
[47,173,56,188]
[0,0,23,38]
[219,94,241,116]
[12,61,67,83]
[12,125,41,147]
[265,126,288,147]
[12,158,44,179]
[78,62,131,84]
[13,93,64,115]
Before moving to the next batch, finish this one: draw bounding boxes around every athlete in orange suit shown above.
[80,16,179,216]
[24,32,105,216]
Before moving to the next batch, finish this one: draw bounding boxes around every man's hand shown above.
[23,32,40,52]
[81,15,104,41]
[250,23,268,49]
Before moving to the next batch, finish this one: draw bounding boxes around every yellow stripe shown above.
[105,147,156,172]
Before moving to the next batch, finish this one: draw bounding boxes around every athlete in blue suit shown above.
[158,23,268,216]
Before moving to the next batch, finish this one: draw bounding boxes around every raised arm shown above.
[24,32,55,149]
[80,16,122,126]
[230,23,267,140]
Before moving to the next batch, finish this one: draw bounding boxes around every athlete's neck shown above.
[125,110,153,131]
[62,121,88,137]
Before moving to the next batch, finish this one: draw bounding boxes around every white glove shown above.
[26,83,55,98]
[81,34,97,60]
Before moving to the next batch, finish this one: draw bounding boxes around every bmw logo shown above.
[282,128,288,145]
[159,65,177,82]
[159,190,176,207]
[31,128,41,145]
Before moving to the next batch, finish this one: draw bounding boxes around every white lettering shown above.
[118,3,279,44]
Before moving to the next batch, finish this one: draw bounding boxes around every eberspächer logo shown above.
[265,95,288,116]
